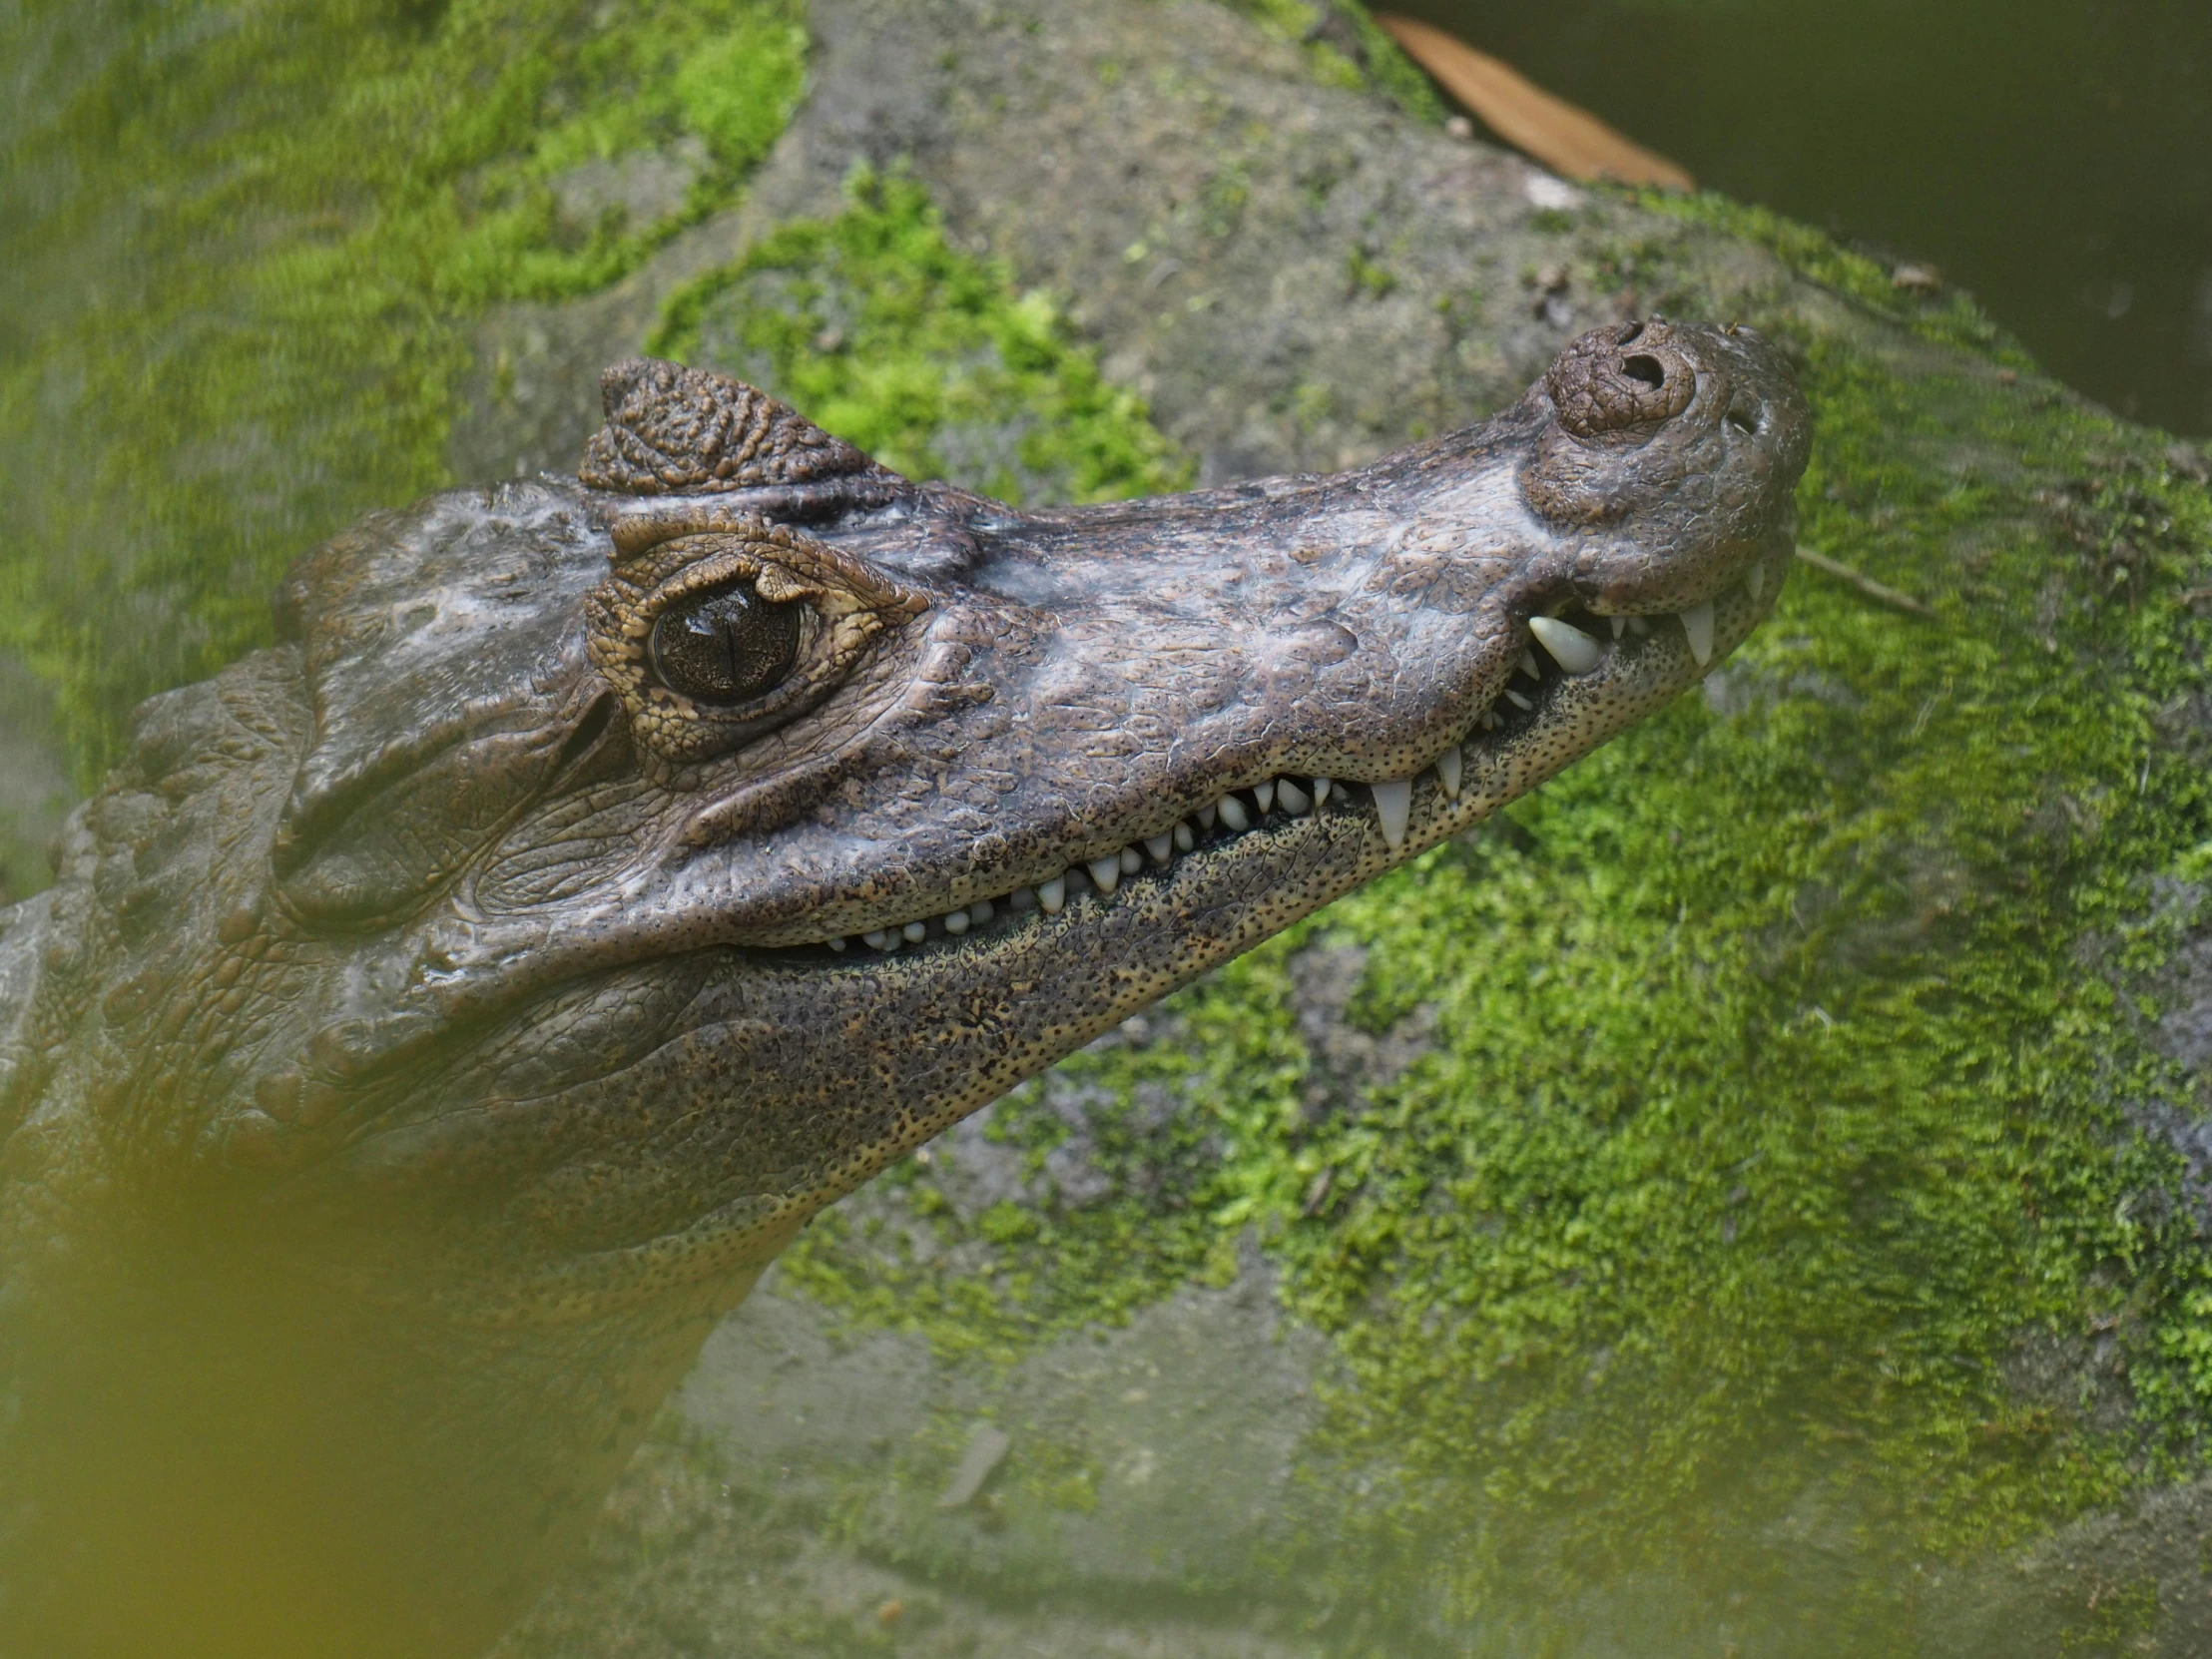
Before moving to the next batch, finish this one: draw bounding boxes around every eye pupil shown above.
[650,580,802,705]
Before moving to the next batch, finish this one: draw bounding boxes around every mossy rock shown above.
[10,0,2212,1654]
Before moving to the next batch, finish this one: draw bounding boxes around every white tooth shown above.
[1254,779,1275,813]
[1277,779,1312,815]
[1145,832,1174,863]
[1528,614,1603,675]
[1505,687,1535,711]
[1746,563,1765,604]
[1313,777,1333,804]
[829,937,847,952]
[1611,615,1626,639]
[943,909,970,934]
[1520,648,1541,679]
[1120,845,1143,874]
[1173,821,1194,852]
[1089,854,1122,894]
[1436,744,1462,798]
[1480,708,1497,730]
[1038,875,1066,914]
[1371,779,1412,850]
[1628,615,1650,637]
[864,929,893,950]
[1218,795,1251,831]
[1010,885,1036,911]
[1681,600,1715,667]
[1197,802,1218,830]
[970,897,995,923]
[902,920,927,943]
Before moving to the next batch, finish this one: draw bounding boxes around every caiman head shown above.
[0,320,1807,1657]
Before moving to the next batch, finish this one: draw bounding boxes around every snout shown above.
[1546,319,1700,437]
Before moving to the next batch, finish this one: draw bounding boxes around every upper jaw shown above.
[376,471,1791,1010]
[752,530,1795,960]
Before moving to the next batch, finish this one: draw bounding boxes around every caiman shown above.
[0,320,1807,1658]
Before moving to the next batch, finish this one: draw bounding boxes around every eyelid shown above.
[586,520,928,767]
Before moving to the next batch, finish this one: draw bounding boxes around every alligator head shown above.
[0,320,1808,1657]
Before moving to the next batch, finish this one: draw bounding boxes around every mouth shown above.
[791,549,1787,961]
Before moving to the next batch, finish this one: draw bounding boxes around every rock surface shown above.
[12,0,2212,1653]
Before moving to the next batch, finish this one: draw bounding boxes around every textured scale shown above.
[578,356,881,494]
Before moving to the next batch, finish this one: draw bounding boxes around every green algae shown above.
[649,168,1192,507]
[0,0,807,785]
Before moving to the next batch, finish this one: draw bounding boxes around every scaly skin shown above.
[0,321,1807,1658]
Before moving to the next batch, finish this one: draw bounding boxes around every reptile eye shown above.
[649,580,803,705]
[587,518,928,766]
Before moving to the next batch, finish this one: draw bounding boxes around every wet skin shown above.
[0,321,1807,1657]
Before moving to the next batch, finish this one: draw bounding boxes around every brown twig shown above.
[1794,546,1936,618]
[1376,15,1695,191]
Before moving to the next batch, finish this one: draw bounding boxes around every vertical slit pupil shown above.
[650,579,803,704]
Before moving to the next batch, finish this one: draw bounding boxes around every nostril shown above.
[1545,325,1695,437]
[1617,320,1645,346]
[1726,398,1761,436]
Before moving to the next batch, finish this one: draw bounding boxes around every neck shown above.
[0,1221,746,1659]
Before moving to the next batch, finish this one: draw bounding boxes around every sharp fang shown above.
[1628,616,1650,637]
[1520,648,1541,679]
[1197,802,1218,830]
[1145,832,1174,862]
[864,929,894,950]
[1173,821,1195,852]
[1120,845,1143,874]
[1681,600,1715,667]
[1218,795,1251,831]
[829,937,847,952]
[1010,885,1036,911]
[1480,708,1497,730]
[1038,875,1066,914]
[970,897,995,923]
[1746,563,1765,604]
[1253,779,1275,813]
[1313,777,1333,804]
[1436,744,1462,798]
[1611,615,1626,639]
[1088,854,1123,894]
[901,920,928,943]
[1277,779,1312,815]
[1505,687,1535,712]
[943,909,970,934]
[1371,779,1412,850]
[1529,614,1603,675]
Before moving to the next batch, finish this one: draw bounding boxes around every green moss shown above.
[783,198,2212,1631]
[2058,1577,2163,1657]
[649,168,1192,507]
[0,0,807,784]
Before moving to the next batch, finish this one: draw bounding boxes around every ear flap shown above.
[578,357,880,496]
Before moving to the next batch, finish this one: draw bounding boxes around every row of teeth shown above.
[828,777,1341,952]
[823,587,1749,953]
